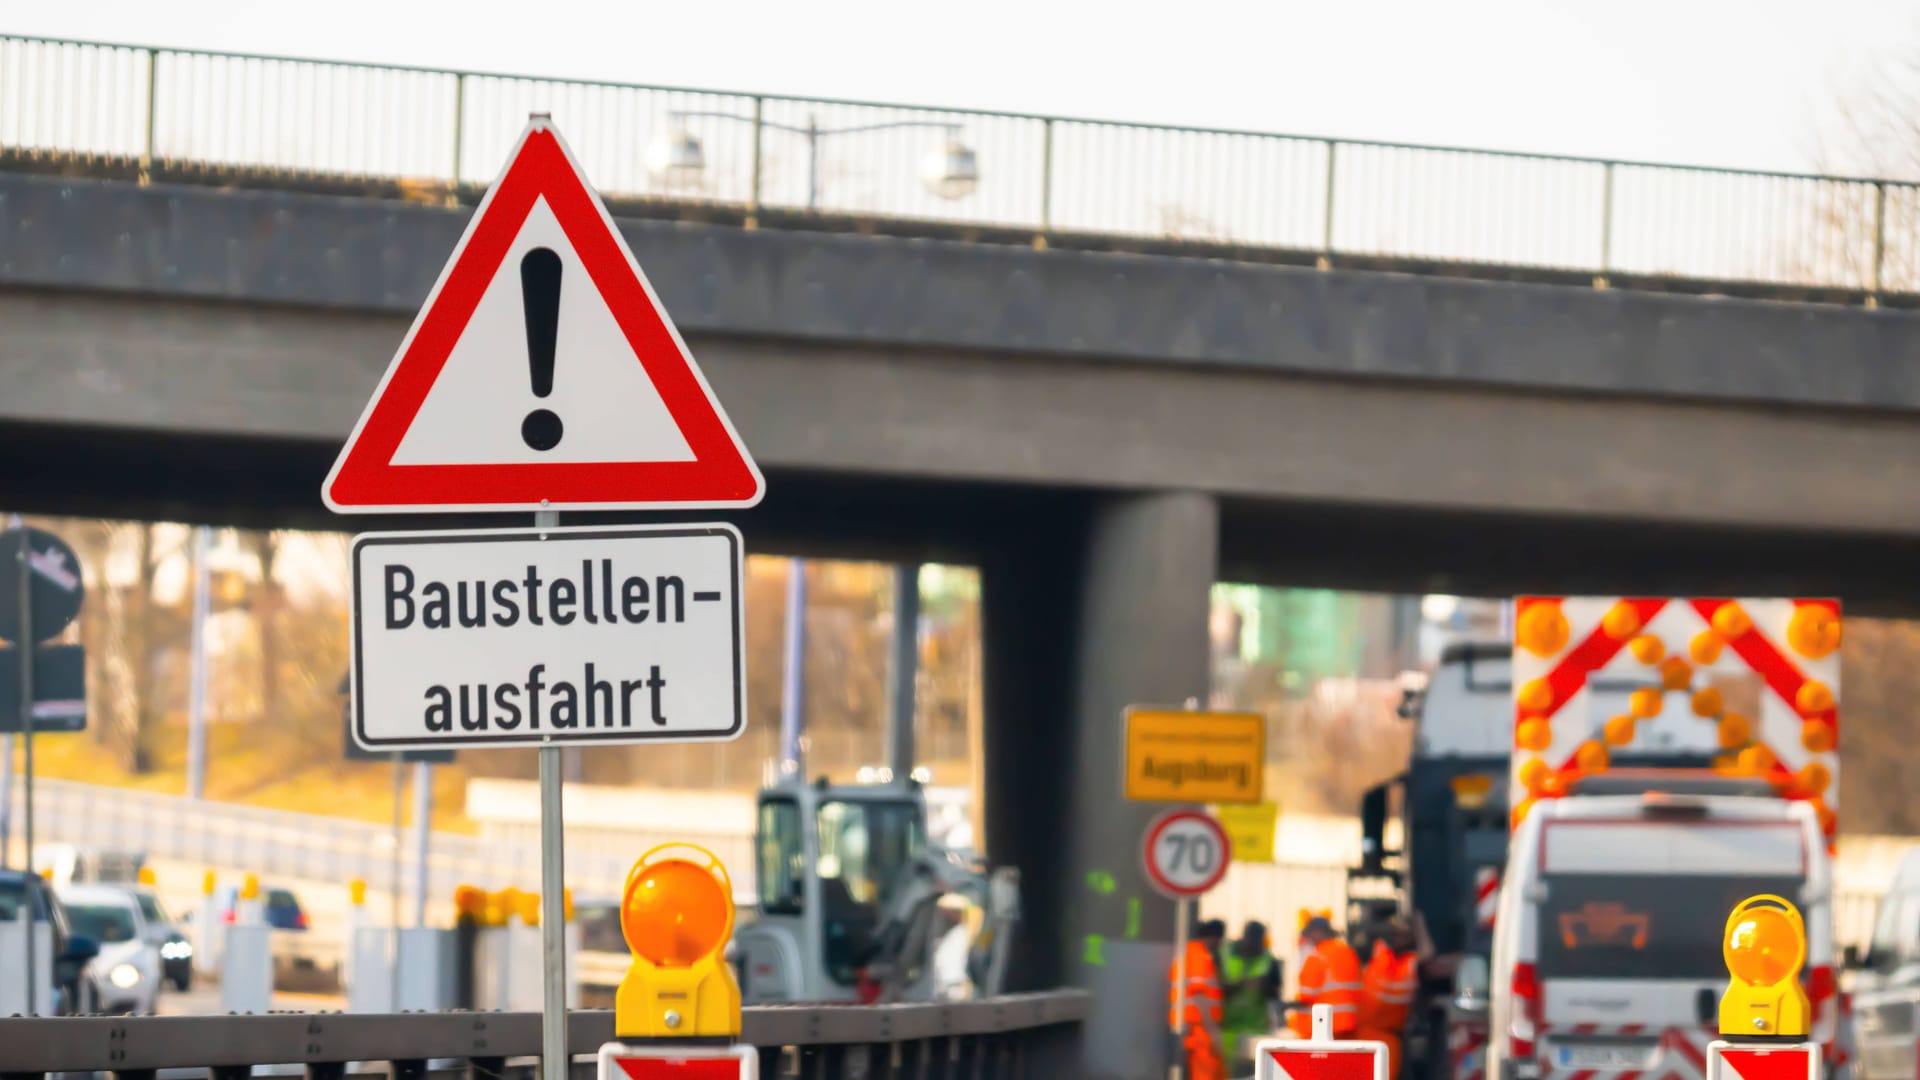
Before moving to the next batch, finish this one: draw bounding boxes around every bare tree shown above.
[92,522,183,773]
[243,531,282,726]
[1810,40,1920,292]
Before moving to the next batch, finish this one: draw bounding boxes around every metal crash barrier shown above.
[0,992,1088,1079]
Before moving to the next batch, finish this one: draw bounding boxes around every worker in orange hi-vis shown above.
[1289,915,1362,1039]
[1358,918,1421,1079]
[1169,918,1228,1080]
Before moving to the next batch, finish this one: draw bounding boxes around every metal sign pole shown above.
[390,758,403,1011]
[16,528,35,1015]
[1171,895,1190,1080]
[536,507,567,1080]
[0,732,11,868]
[186,525,211,800]
[413,760,432,927]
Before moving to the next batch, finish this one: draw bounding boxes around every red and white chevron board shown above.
[597,1043,756,1080]
[1510,597,1840,839]
[1474,867,1500,930]
[1255,1037,1390,1080]
[1704,1042,1819,1080]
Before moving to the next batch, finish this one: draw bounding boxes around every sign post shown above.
[13,518,30,1018]
[325,115,762,1080]
[1144,807,1233,1078]
[1,520,86,1016]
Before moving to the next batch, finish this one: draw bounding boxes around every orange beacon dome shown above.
[623,857,732,968]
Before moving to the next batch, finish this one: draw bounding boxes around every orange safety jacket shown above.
[1360,942,1419,1032]
[1169,940,1224,1028]
[1292,937,1362,1035]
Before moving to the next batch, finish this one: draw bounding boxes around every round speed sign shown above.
[1142,809,1232,899]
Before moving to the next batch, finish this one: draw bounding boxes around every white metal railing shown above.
[10,776,635,900]
[0,34,1914,297]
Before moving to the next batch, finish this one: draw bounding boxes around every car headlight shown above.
[109,963,142,989]
[160,941,193,960]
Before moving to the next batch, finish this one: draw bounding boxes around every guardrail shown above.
[0,33,1913,300]
[0,993,1089,1078]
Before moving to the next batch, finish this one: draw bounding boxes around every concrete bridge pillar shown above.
[983,489,1218,1080]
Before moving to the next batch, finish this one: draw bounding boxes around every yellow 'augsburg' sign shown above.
[1123,708,1265,804]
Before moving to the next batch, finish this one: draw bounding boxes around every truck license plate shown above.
[1554,1044,1655,1070]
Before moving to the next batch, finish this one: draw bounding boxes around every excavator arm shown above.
[858,843,1021,1002]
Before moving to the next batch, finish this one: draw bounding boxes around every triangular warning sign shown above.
[323,119,763,514]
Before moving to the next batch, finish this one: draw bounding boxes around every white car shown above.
[1487,782,1841,1080]
[58,884,163,1015]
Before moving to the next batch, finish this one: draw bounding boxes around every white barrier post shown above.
[343,878,368,997]
[219,872,273,1013]
[194,870,220,974]
[0,917,52,1015]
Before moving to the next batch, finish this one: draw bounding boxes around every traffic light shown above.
[1720,894,1809,1037]
[615,844,741,1038]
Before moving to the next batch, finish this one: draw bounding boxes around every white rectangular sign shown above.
[350,524,744,750]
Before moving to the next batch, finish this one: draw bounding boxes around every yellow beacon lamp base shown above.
[1720,894,1810,1038]
[614,843,741,1039]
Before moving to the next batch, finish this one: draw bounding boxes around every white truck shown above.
[1484,780,1844,1080]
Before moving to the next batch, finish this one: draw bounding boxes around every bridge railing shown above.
[0,994,1089,1078]
[2,33,1916,298]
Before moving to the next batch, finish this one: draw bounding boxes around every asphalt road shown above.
[157,983,345,1015]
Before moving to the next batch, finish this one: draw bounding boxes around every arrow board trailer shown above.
[349,524,744,751]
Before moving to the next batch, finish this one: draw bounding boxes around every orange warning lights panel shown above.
[1510,598,1840,838]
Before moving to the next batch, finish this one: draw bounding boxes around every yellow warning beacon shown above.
[614,843,741,1038]
[1720,894,1810,1037]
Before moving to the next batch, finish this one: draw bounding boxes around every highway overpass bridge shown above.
[8,168,1920,1072]
[6,35,1920,1078]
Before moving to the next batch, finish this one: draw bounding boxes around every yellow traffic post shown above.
[1707,895,1821,1080]
[614,843,741,1038]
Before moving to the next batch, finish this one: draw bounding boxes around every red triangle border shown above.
[324,124,763,513]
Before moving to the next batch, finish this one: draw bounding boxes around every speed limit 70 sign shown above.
[1143,809,1232,899]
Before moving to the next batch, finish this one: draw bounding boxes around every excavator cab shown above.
[735,776,932,1003]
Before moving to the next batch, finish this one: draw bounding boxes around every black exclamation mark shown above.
[520,247,564,451]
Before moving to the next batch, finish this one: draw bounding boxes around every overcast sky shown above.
[5,0,1915,177]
